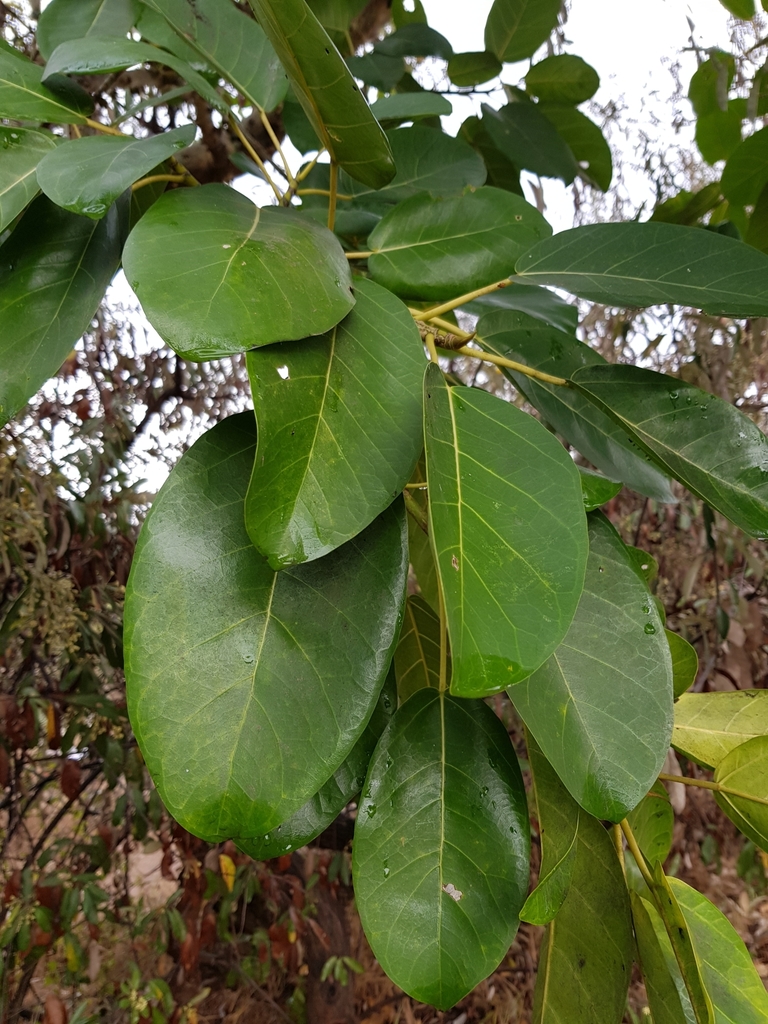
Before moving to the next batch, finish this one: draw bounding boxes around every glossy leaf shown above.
[122,184,354,360]
[578,468,621,511]
[124,414,408,841]
[627,781,674,865]
[406,464,440,614]
[0,196,125,427]
[670,876,768,1023]
[424,364,587,696]
[478,310,677,502]
[37,0,139,60]
[570,364,768,537]
[0,47,92,124]
[515,221,768,316]
[459,115,523,195]
[36,125,195,219]
[512,512,673,821]
[668,630,698,698]
[244,278,423,568]
[528,743,633,1024]
[672,691,768,769]
[485,0,561,62]
[447,51,501,87]
[632,893,692,1024]
[538,103,613,191]
[525,54,599,104]
[143,0,288,112]
[247,0,395,189]
[236,668,396,859]
[369,92,451,124]
[394,596,443,704]
[482,101,579,183]
[465,280,578,332]
[353,688,530,1010]
[722,125,768,207]
[714,736,768,851]
[368,186,551,301]
[0,128,60,233]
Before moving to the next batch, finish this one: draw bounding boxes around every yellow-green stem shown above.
[612,823,626,878]
[85,117,124,137]
[658,772,768,809]
[438,580,448,693]
[345,250,373,260]
[437,342,568,386]
[328,162,338,232]
[229,118,282,203]
[620,818,655,889]
[298,188,354,200]
[419,277,514,321]
[258,107,296,188]
[131,173,189,191]
[425,331,439,364]
[295,150,326,183]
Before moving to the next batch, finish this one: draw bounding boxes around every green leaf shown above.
[714,736,768,850]
[569,364,768,537]
[353,688,530,1010]
[528,742,633,1024]
[526,54,599,104]
[719,0,756,16]
[511,512,673,821]
[236,667,396,859]
[124,413,408,841]
[244,278,423,568]
[0,195,125,427]
[37,0,139,61]
[369,92,452,125]
[0,47,92,124]
[631,893,693,1024]
[670,876,768,1022]
[672,691,768,769]
[696,100,744,165]
[485,0,562,62]
[368,186,551,301]
[346,51,404,91]
[447,51,502,87]
[481,101,579,183]
[246,0,395,189]
[307,0,367,32]
[627,781,674,865]
[688,53,734,118]
[465,280,578,332]
[722,125,768,207]
[650,183,724,226]
[134,5,204,64]
[515,221,768,316]
[405,465,440,614]
[376,24,453,60]
[142,0,288,112]
[477,310,677,502]
[537,103,613,191]
[667,630,698,698]
[394,596,443,703]
[424,364,587,696]
[745,181,768,252]
[578,468,621,511]
[459,114,523,195]
[122,184,354,360]
[36,124,195,219]
[0,128,60,233]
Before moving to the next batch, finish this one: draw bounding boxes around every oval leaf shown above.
[247,0,394,188]
[632,893,693,1024]
[627,781,674,865]
[537,103,613,191]
[485,0,561,62]
[667,629,698,698]
[353,688,530,1010]
[0,128,60,233]
[512,512,673,821]
[394,596,443,703]
[122,184,354,360]
[578,468,622,511]
[244,277,423,568]
[722,125,768,207]
[424,363,588,696]
[368,186,551,301]
[525,54,599,104]
[570,364,768,537]
[369,92,452,124]
[714,736,768,851]
[447,51,502,88]
[481,101,579,183]
[124,413,408,841]
[672,690,768,769]
[515,221,768,316]
[0,47,92,124]
[36,124,196,219]
[37,0,139,60]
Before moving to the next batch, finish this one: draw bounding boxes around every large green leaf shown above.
[368,187,551,301]
[525,54,599,104]
[632,893,693,1024]
[478,310,677,503]
[124,414,408,841]
[308,0,367,32]
[670,877,768,1023]
[0,47,93,124]
[246,0,394,188]
[722,126,768,207]
[672,691,768,769]
[465,280,579,333]
[485,0,561,62]
[369,92,452,124]
[353,688,530,1010]
[570,364,768,537]
[696,100,744,166]
[375,24,453,60]
[528,743,633,1024]
[447,51,502,88]
[668,629,698,698]
[0,196,125,427]
[244,278,423,568]
[512,512,673,821]
[481,101,579,183]
[578,468,621,511]
[0,128,60,233]
[627,781,674,865]
[37,0,140,60]
[36,125,196,219]
[122,184,354,360]
[236,668,396,859]
[394,596,443,703]
[143,0,288,112]
[714,736,768,850]
[424,364,587,696]
[515,221,768,316]
[537,103,613,191]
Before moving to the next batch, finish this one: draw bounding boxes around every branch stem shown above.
[328,162,338,232]
[658,771,768,808]
[620,818,655,889]
[229,118,282,202]
[437,342,568,386]
[131,173,189,191]
[258,107,296,188]
[298,188,354,200]
[419,277,515,320]
[345,250,373,260]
